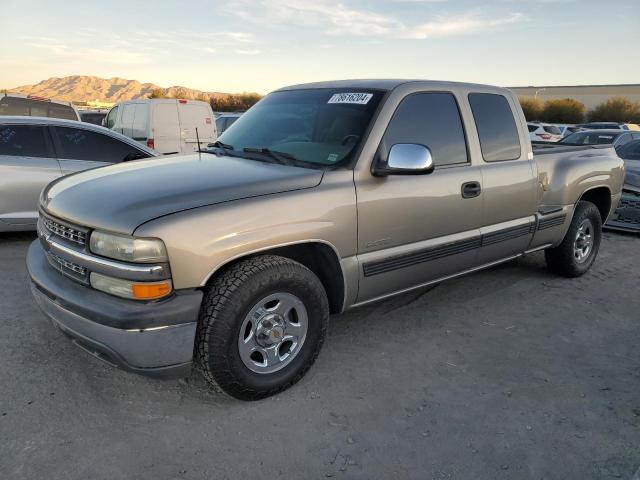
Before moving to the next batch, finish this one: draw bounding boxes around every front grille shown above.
[41,213,88,246]
[49,253,87,276]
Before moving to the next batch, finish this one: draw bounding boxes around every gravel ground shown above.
[1,231,639,480]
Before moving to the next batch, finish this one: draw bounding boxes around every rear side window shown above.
[0,96,76,120]
[54,126,148,163]
[468,93,521,162]
[0,125,50,157]
[215,117,226,133]
[381,92,468,167]
[48,103,78,120]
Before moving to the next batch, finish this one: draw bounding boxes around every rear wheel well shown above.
[208,243,345,314]
[579,187,611,222]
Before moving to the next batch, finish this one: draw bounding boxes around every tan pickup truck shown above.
[28,80,624,400]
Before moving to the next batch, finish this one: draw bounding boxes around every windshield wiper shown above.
[243,147,298,164]
[209,140,234,150]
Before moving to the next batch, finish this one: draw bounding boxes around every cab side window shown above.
[381,92,468,167]
[468,93,521,162]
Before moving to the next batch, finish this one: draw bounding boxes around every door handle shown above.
[461,181,481,199]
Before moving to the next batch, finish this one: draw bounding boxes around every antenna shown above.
[195,127,201,159]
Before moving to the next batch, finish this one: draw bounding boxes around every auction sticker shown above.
[328,93,373,105]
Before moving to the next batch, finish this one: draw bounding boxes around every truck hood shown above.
[42,153,323,234]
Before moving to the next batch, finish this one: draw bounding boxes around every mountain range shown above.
[6,75,228,102]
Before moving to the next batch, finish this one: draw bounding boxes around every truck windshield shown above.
[214,89,384,167]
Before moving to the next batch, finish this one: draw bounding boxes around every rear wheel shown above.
[196,255,329,400]
[545,201,602,277]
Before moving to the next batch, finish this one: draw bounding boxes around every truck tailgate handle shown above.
[461,181,481,199]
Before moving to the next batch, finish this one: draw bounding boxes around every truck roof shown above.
[277,79,509,93]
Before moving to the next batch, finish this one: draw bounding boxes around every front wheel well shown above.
[206,243,345,314]
[578,187,611,222]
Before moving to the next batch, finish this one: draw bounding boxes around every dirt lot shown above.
[0,231,638,480]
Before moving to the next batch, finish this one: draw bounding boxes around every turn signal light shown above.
[132,281,173,300]
[90,272,172,300]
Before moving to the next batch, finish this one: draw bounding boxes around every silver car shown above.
[0,117,158,232]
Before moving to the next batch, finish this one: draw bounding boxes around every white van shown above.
[104,99,216,154]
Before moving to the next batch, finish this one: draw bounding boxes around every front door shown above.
[355,91,484,303]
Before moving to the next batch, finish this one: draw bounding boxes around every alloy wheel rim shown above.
[573,218,594,263]
[238,292,308,374]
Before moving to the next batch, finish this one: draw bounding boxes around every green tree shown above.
[518,97,544,121]
[541,98,586,124]
[588,96,640,123]
[148,88,166,99]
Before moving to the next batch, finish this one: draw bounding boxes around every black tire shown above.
[545,201,602,278]
[196,255,329,400]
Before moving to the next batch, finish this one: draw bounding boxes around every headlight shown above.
[90,230,168,263]
[90,273,172,300]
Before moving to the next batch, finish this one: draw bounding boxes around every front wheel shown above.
[545,200,602,277]
[196,255,329,400]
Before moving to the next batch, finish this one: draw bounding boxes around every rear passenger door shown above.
[466,92,538,264]
[178,102,216,152]
[0,124,61,227]
[51,126,151,174]
[355,91,484,303]
[151,102,181,154]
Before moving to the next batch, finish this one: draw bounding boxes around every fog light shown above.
[90,272,172,300]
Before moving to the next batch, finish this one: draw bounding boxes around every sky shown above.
[1,0,639,94]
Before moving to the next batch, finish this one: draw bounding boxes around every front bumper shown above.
[27,240,203,377]
[605,189,640,233]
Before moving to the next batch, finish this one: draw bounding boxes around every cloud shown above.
[223,0,524,40]
[405,12,525,39]
[235,49,262,55]
[22,37,149,65]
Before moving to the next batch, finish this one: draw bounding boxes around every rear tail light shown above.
[146,138,155,149]
[178,99,187,104]
[538,134,551,140]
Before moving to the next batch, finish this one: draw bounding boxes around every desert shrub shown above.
[541,98,586,124]
[210,93,262,112]
[588,96,640,123]
[148,88,167,99]
[519,97,544,121]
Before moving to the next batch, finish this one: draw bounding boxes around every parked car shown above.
[104,99,216,154]
[0,117,158,232]
[577,122,640,131]
[79,110,108,126]
[559,129,640,148]
[553,124,583,138]
[528,122,563,142]
[0,93,79,121]
[27,80,623,400]
[215,113,242,135]
[605,140,640,232]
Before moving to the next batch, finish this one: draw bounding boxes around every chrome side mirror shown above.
[373,143,435,176]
